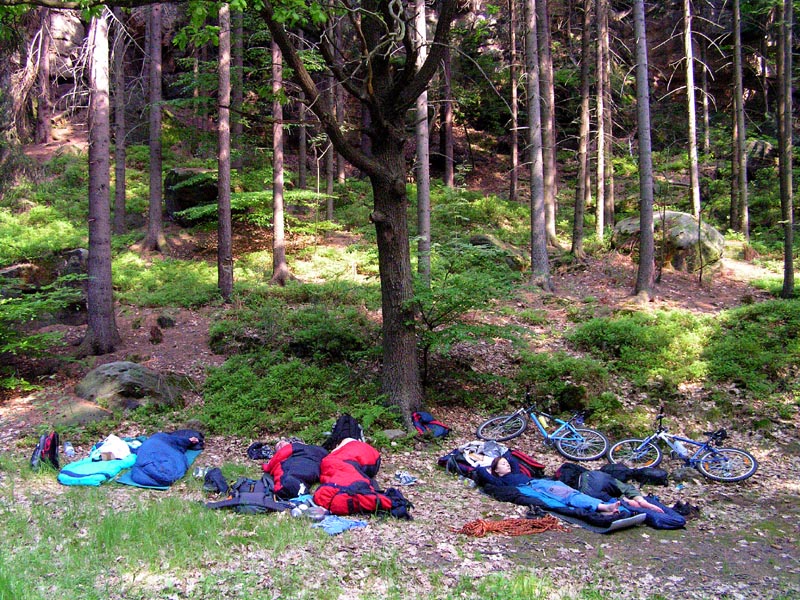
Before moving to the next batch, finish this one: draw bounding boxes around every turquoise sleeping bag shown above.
[58,453,137,486]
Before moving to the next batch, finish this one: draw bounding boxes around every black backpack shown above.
[322,414,365,451]
[30,431,60,471]
[205,475,293,514]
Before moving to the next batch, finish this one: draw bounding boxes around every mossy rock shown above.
[75,361,186,412]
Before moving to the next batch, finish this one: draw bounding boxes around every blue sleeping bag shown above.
[130,430,204,487]
[58,453,137,486]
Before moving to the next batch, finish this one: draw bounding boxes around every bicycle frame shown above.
[526,407,584,444]
[647,430,714,466]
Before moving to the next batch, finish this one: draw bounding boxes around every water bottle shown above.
[672,440,689,459]
[63,442,75,458]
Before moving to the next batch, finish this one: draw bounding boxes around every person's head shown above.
[275,439,290,451]
[490,456,512,477]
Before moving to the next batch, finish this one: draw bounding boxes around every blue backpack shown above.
[412,411,451,438]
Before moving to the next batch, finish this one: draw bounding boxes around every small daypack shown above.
[411,411,451,438]
[30,431,60,471]
[508,449,546,478]
[205,475,292,514]
[322,414,365,451]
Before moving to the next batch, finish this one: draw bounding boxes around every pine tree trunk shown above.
[526,0,553,291]
[271,40,291,286]
[112,7,127,235]
[35,8,52,144]
[440,45,455,189]
[218,3,234,300]
[733,0,749,241]
[778,0,794,297]
[684,0,701,218]
[595,0,607,240]
[572,0,593,259]
[142,3,167,253]
[81,10,120,356]
[536,0,560,248]
[508,0,518,202]
[632,0,655,300]
[416,0,431,286]
[231,8,244,171]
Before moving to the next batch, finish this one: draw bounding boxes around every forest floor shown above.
[3,131,799,599]
[3,245,798,599]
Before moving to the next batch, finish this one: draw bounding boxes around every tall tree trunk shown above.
[142,3,167,253]
[536,0,560,248]
[684,0,701,218]
[298,32,308,190]
[416,0,431,286]
[699,10,711,155]
[35,7,52,144]
[526,0,553,291]
[594,0,607,240]
[231,8,243,171]
[325,76,335,219]
[778,0,794,297]
[271,40,291,285]
[601,25,614,229]
[572,0,593,259]
[218,3,233,301]
[112,7,126,235]
[632,0,655,300]
[733,0,749,241]
[440,44,455,188]
[508,0,519,202]
[334,20,346,185]
[80,10,120,356]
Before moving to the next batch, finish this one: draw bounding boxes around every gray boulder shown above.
[75,361,185,412]
[613,211,725,272]
[469,233,527,271]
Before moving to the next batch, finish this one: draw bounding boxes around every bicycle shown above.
[476,392,609,461]
[607,406,758,482]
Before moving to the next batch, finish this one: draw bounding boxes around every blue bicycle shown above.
[476,392,609,461]
[607,406,758,482]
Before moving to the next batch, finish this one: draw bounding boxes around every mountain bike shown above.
[476,392,609,461]
[607,406,758,482]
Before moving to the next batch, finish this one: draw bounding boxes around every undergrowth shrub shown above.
[199,353,384,437]
[113,253,221,307]
[704,299,800,399]
[515,350,610,412]
[0,276,83,390]
[567,310,711,392]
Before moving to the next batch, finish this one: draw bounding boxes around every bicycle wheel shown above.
[555,428,609,461]
[607,439,663,468]
[476,414,527,442]
[696,447,758,482]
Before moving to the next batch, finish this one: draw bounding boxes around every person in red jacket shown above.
[262,439,328,499]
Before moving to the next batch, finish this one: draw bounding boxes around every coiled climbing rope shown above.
[453,515,568,537]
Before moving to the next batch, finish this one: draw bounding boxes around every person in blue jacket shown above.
[475,456,622,514]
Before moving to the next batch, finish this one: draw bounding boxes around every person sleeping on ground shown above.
[475,456,622,514]
[262,439,329,499]
[130,429,204,487]
[554,462,664,513]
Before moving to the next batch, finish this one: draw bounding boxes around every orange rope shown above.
[453,515,568,537]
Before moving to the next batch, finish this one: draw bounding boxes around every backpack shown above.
[600,463,669,486]
[30,431,60,471]
[205,475,293,514]
[313,481,413,520]
[508,449,546,478]
[411,411,451,438]
[322,414,365,451]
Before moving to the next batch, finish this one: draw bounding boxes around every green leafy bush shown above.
[704,300,800,397]
[567,310,711,391]
[113,253,220,307]
[200,353,380,437]
[515,350,610,412]
[0,276,83,389]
